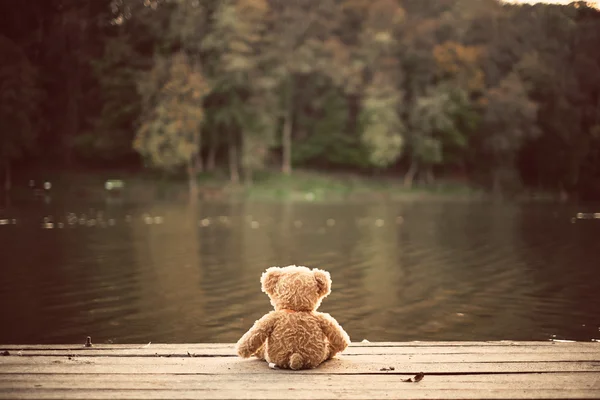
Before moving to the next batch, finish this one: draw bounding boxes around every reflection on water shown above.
[0,199,599,344]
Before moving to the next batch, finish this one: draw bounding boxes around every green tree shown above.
[405,85,473,186]
[263,0,341,175]
[480,72,539,195]
[292,83,370,169]
[331,0,407,169]
[360,84,405,169]
[62,0,172,165]
[201,0,277,184]
[513,4,600,197]
[403,41,483,187]
[81,36,144,163]
[134,51,211,196]
[0,36,41,193]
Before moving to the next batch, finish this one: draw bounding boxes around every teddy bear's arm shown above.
[317,312,351,354]
[236,312,277,358]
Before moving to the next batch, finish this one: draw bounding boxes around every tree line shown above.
[1,0,600,199]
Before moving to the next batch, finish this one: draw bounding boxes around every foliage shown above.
[134,52,210,170]
[360,85,405,168]
[293,87,370,168]
[433,41,485,94]
[202,0,276,180]
[481,72,539,161]
[4,0,600,198]
[81,36,145,161]
[0,36,40,161]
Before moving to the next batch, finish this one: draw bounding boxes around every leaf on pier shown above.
[402,372,425,382]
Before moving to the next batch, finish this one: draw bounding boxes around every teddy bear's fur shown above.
[236,265,351,370]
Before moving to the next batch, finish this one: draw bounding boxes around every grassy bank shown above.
[229,170,484,202]
[7,167,562,205]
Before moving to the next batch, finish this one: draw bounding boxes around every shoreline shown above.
[3,167,577,206]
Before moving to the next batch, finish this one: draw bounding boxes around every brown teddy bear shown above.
[236,265,351,370]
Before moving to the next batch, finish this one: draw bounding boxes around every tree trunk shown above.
[492,168,502,199]
[403,159,418,188]
[64,69,80,166]
[4,160,11,193]
[187,159,198,201]
[194,152,204,173]
[63,9,85,166]
[425,166,435,185]
[228,131,240,184]
[3,160,11,209]
[281,80,293,175]
[345,94,361,138]
[207,136,217,171]
[194,124,203,173]
[243,167,253,187]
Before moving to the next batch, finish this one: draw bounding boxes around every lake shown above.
[1,197,599,344]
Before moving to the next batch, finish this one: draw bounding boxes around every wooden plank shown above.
[1,356,599,374]
[2,341,595,351]
[1,342,597,357]
[3,346,600,358]
[1,372,599,390]
[2,351,600,362]
[2,388,600,400]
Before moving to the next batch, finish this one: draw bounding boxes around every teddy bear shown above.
[236,265,351,370]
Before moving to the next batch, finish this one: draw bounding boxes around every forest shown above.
[1,0,600,200]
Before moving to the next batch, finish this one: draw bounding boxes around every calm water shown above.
[1,198,599,344]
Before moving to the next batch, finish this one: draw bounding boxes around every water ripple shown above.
[1,200,599,344]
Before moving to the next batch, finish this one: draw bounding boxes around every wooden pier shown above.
[1,341,599,399]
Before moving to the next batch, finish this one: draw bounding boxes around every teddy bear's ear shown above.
[313,268,332,297]
[261,267,282,294]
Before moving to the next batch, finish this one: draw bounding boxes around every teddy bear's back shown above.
[266,311,330,369]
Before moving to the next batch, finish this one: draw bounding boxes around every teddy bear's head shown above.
[260,265,332,312]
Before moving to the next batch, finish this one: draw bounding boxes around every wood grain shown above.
[0,342,598,399]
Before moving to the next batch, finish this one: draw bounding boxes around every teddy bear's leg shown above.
[310,345,334,368]
[325,344,337,361]
[254,344,266,360]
